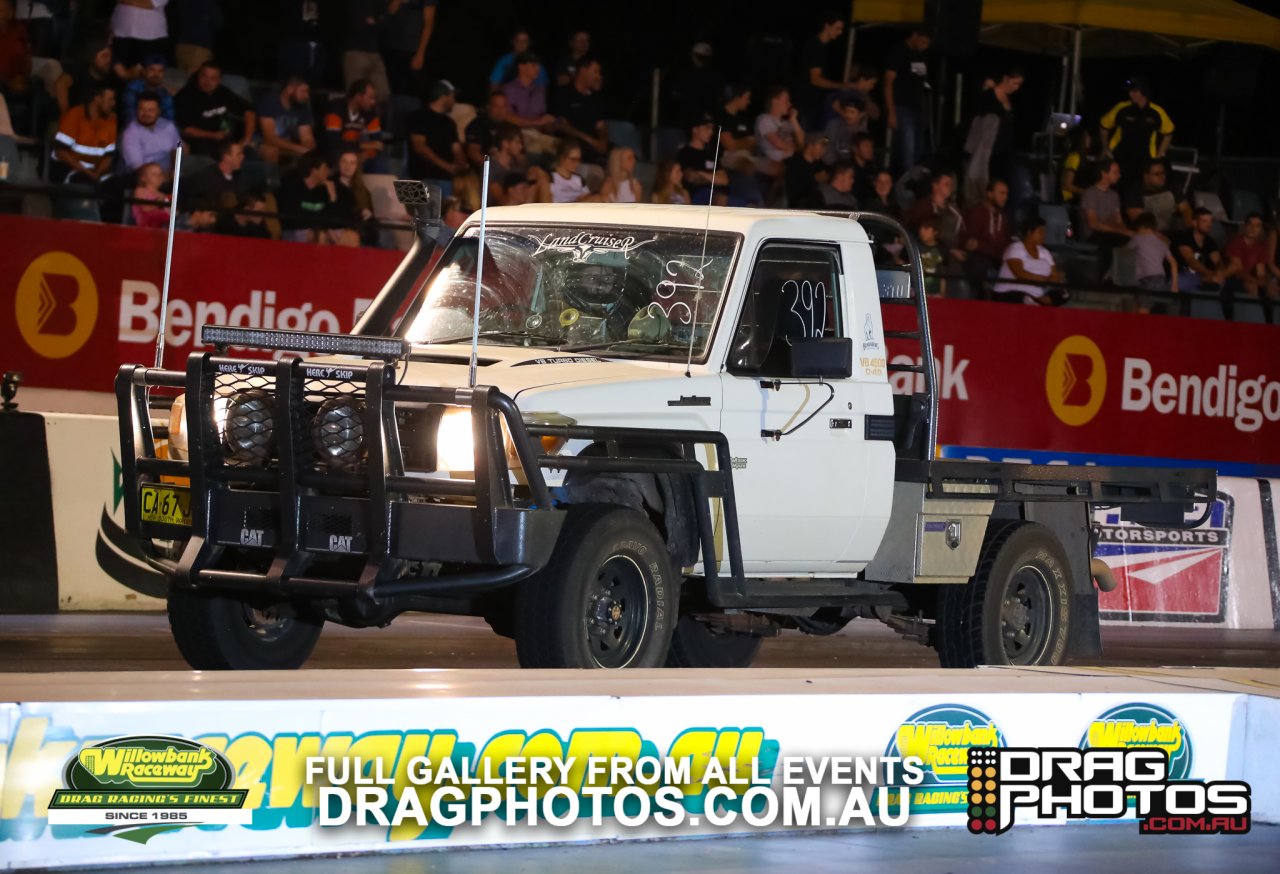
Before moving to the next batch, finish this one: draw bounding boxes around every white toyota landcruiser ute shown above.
[116,186,1214,670]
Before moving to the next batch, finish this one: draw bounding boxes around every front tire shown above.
[168,588,324,669]
[666,615,762,668]
[936,522,1072,668]
[515,505,676,668]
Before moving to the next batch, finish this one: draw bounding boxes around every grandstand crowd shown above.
[0,2,1277,319]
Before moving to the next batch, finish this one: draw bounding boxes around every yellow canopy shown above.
[852,0,1280,50]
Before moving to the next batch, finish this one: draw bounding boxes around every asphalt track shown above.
[1,613,1276,671]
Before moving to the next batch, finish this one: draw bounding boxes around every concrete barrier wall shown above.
[2,411,1277,627]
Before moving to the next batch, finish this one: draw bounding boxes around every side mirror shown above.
[789,337,853,379]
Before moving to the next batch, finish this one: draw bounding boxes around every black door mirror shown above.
[789,337,853,379]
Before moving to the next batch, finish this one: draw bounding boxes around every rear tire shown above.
[515,505,676,668]
[936,522,1072,668]
[666,615,762,668]
[167,588,323,670]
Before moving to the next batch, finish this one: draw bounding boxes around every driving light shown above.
[201,325,409,360]
[436,408,475,472]
[312,398,366,470]
[223,390,274,463]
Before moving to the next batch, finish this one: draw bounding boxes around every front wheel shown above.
[168,588,324,669]
[935,522,1072,668]
[514,505,676,668]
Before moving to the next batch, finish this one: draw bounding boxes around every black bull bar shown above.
[116,353,746,600]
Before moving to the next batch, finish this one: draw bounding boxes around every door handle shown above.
[829,418,853,429]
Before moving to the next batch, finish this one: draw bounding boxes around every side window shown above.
[727,243,843,377]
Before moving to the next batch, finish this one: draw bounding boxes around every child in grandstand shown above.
[1124,211,1178,312]
[130,161,170,228]
[651,161,689,205]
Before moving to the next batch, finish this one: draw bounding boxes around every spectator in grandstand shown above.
[215,189,271,238]
[50,82,116,184]
[407,79,464,186]
[381,0,437,93]
[677,114,729,205]
[109,0,168,72]
[669,42,726,126]
[130,161,170,228]
[55,39,116,115]
[534,140,594,203]
[862,169,900,220]
[715,84,754,157]
[850,133,877,203]
[883,27,931,172]
[784,133,828,209]
[555,29,590,89]
[1078,159,1131,246]
[826,65,879,127]
[795,9,850,124]
[175,61,255,158]
[278,0,326,84]
[1269,221,1280,290]
[817,160,858,209]
[324,79,384,170]
[465,92,512,169]
[185,138,246,216]
[256,77,316,165]
[993,214,1066,305]
[490,29,545,91]
[276,149,336,243]
[1173,207,1226,292]
[601,146,643,203]
[755,86,803,178]
[1060,126,1092,204]
[823,90,865,166]
[502,52,553,130]
[177,193,217,232]
[486,122,526,178]
[555,56,608,165]
[0,0,32,100]
[120,90,180,173]
[334,148,377,245]
[651,160,689,205]
[173,0,219,73]
[907,169,965,264]
[1124,212,1178,301]
[1122,158,1191,235]
[960,179,1011,293]
[341,0,392,99]
[963,68,1023,205]
[916,217,947,296]
[1100,77,1174,184]
[121,55,173,123]
[1225,213,1280,304]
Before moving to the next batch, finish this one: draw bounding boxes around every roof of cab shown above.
[465,203,872,243]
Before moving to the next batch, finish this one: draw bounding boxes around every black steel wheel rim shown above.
[584,555,649,668]
[1000,564,1053,664]
[240,602,294,644]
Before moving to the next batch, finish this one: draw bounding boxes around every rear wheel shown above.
[515,505,676,668]
[168,588,323,670]
[936,522,1072,668]
[666,615,762,668]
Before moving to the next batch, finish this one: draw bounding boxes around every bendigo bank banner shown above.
[2,215,1277,474]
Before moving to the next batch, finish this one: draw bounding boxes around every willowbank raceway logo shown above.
[48,735,250,842]
[880,704,1006,814]
[1045,334,1106,426]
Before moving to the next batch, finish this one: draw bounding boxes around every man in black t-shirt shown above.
[784,134,829,209]
[407,80,464,182]
[1172,207,1226,291]
[555,57,608,164]
[677,115,728,205]
[1100,78,1174,183]
[883,28,932,172]
[464,91,512,169]
[175,62,255,158]
[276,150,335,241]
[795,11,850,125]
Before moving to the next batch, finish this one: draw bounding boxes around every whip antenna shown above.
[468,157,492,388]
[685,126,721,378]
[154,144,184,368]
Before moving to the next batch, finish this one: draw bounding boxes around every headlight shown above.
[435,408,474,472]
[312,398,366,470]
[223,390,274,464]
[167,394,188,460]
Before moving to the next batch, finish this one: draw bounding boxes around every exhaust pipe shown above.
[1090,558,1119,592]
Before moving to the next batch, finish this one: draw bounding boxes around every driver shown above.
[551,259,646,341]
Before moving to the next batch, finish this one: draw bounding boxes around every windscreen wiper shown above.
[420,330,561,346]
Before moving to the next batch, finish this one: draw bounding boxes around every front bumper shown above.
[116,353,565,599]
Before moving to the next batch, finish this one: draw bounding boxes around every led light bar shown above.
[200,326,409,360]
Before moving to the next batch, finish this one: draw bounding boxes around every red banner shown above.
[4,215,1278,473]
[1,215,402,394]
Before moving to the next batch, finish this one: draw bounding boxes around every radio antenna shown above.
[685,126,721,378]
[468,157,492,388]
[154,144,184,368]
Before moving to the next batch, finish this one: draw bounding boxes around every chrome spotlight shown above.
[223,390,274,464]
[311,398,366,470]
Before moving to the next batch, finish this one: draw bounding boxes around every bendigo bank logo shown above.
[1045,335,1106,426]
[14,251,98,359]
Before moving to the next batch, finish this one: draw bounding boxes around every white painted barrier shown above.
[0,667,1273,869]
[5,412,1279,629]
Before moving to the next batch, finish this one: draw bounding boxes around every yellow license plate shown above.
[139,484,192,527]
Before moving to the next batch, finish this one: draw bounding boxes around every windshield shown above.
[401,224,740,360]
